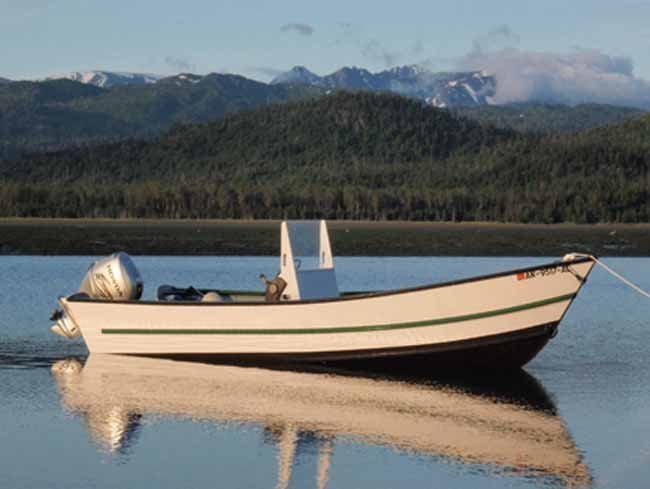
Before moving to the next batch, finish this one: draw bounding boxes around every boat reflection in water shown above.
[51,356,591,488]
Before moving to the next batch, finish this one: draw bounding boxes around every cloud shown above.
[472,24,520,53]
[280,23,314,37]
[336,22,424,69]
[164,56,195,73]
[362,39,427,69]
[361,39,401,67]
[458,26,650,108]
[411,40,425,57]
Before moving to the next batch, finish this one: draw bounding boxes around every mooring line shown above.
[565,253,650,300]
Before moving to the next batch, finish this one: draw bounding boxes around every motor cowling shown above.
[51,252,143,340]
[79,252,143,300]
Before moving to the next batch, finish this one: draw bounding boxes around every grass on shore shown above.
[1,219,649,256]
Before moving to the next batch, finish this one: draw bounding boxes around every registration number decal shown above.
[517,265,570,281]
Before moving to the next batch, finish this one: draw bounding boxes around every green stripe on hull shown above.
[101,293,575,336]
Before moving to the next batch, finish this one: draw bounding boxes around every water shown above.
[1,256,649,489]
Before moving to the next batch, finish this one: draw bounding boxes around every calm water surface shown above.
[1,256,649,489]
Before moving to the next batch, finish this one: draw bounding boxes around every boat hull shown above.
[150,322,558,370]
[60,257,594,368]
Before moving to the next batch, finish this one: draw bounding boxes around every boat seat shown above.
[157,285,203,302]
[279,220,339,300]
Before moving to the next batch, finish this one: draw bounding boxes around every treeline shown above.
[1,91,649,223]
[1,178,647,223]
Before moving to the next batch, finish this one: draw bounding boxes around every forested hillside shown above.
[1,91,648,222]
[3,91,513,182]
[1,73,645,164]
[2,71,647,162]
[435,114,650,222]
[0,75,321,160]
[454,103,646,134]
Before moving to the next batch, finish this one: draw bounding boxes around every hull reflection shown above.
[51,355,590,487]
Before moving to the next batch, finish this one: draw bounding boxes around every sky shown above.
[2,0,650,106]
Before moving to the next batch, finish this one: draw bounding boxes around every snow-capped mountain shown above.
[271,65,496,108]
[320,67,377,90]
[157,73,204,86]
[50,71,163,88]
[272,66,380,91]
[40,66,497,107]
[270,66,322,86]
[424,72,496,108]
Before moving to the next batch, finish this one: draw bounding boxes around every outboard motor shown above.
[51,252,143,339]
[79,252,143,301]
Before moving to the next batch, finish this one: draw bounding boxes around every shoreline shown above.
[1,218,649,256]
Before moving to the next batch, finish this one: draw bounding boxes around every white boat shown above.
[51,220,595,369]
[51,355,591,487]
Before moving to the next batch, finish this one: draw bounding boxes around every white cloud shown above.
[459,27,650,108]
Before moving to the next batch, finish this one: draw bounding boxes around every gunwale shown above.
[66,256,592,307]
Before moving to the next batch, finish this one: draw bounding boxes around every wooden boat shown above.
[51,355,591,487]
[51,220,595,369]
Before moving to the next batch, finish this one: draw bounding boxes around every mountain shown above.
[1,68,644,164]
[454,103,647,134]
[0,74,322,160]
[0,77,11,84]
[1,91,648,223]
[272,66,375,90]
[50,71,163,88]
[158,73,205,86]
[0,79,114,161]
[270,66,322,86]
[271,65,496,108]
[443,112,650,222]
[3,91,513,184]
[68,72,321,129]
[318,66,378,90]
[424,72,495,108]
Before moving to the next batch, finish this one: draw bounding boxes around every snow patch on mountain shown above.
[49,71,163,88]
[159,73,205,86]
[271,65,496,108]
[271,66,322,86]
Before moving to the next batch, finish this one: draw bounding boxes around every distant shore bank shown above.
[1,218,649,256]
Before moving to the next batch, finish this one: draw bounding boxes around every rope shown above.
[567,253,650,300]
